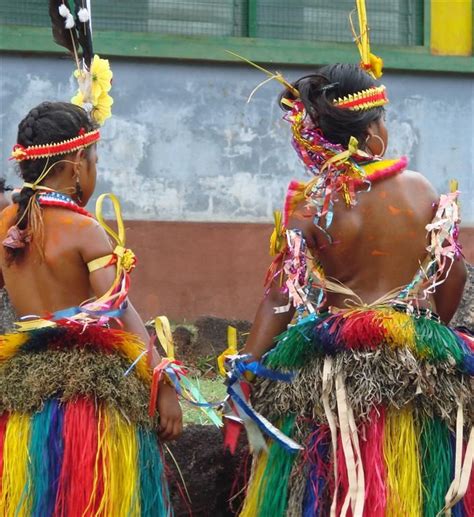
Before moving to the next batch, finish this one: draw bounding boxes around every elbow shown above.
[458,259,468,288]
[265,285,289,307]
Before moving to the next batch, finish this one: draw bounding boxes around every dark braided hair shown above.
[280,63,385,148]
[7,101,95,263]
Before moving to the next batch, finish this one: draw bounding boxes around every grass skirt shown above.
[241,308,474,517]
[0,324,172,516]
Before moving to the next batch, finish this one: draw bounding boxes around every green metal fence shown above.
[0,0,423,45]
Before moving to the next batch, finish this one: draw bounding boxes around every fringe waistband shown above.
[266,306,474,374]
[0,324,155,427]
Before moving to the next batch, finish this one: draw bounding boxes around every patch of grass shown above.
[182,377,227,425]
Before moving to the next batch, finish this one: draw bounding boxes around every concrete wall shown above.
[1,54,473,223]
[0,54,473,321]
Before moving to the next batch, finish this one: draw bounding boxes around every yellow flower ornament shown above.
[91,90,113,126]
[72,54,113,125]
[90,55,113,93]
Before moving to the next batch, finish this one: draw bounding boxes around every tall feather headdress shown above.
[49,0,113,125]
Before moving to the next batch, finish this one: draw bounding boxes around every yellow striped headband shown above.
[334,85,388,111]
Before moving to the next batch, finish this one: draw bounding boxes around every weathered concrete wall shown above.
[0,54,473,223]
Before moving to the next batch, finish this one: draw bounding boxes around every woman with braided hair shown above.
[0,101,181,515]
[225,62,473,516]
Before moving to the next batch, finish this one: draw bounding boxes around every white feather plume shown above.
[78,8,90,22]
[58,4,69,17]
[64,12,75,29]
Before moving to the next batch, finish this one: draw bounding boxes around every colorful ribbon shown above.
[224,354,302,453]
[269,211,286,256]
[148,316,222,427]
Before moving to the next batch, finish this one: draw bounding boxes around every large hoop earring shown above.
[365,134,386,158]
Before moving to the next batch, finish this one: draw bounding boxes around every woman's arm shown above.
[243,281,295,360]
[433,257,467,325]
[79,219,151,342]
[244,203,319,360]
[78,218,182,440]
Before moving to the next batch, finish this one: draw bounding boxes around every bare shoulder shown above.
[71,213,114,263]
[43,208,114,262]
[400,169,438,200]
[287,199,319,249]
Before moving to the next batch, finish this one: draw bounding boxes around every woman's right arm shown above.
[77,217,182,440]
[78,218,151,344]
[243,281,295,360]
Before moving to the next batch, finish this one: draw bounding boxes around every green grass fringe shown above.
[266,316,318,369]
[258,415,298,517]
[420,417,453,516]
[414,317,463,364]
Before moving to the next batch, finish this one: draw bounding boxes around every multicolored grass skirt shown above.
[0,324,172,516]
[241,307,474,516]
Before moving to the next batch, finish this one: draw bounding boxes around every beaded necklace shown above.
[37,191,92,218]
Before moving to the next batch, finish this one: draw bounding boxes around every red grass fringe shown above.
[54,398,102,517]
[360,407,387,516]
[0,412,9,494]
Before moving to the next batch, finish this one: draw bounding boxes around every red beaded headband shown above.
[10,128,100,162]
[333,85,388,111]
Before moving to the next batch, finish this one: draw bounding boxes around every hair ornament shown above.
[77,8,90,23]
[2,225,31,250]
[49,1,113,125]
[58,3,75,29]
[319,82,340,93]
[58,4,69,17]
[351,0,384,79]
[10,128,100,162]
[334,85,388,111]
[225,50,299,102]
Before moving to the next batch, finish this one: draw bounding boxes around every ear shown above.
[74,149,87,166]
[72,149,87,176]
[366,121,378,138]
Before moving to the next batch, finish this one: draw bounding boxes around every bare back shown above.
[292,170,439,307]
[0,205,102,316]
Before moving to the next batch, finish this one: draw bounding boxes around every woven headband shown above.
[10,128,100,162]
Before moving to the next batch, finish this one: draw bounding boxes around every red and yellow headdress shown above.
[10,128,100,162]
[334,85,388,111]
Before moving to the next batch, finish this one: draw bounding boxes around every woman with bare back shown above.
[0,101,182,515]
[228,62,473,516]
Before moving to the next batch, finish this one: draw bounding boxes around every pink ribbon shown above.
[2,225,31,249]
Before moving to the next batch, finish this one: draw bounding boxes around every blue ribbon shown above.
[227,382,302,453]
[51,306,124,321]
[231,358,294,383]
[226,355,302,452]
